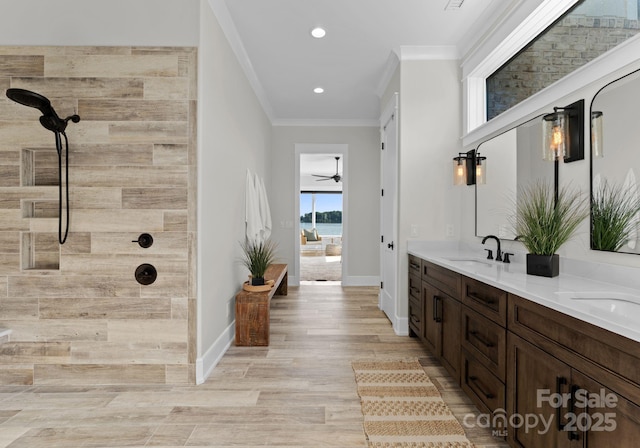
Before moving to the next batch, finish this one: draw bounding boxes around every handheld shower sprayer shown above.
[6,88,80,244]
[6,88,80,133]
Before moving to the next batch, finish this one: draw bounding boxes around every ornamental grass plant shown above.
[591,180,640,251]
[240,238,278,285]
[513,181,588,256]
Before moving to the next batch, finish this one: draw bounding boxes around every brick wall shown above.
[487,15,640,120]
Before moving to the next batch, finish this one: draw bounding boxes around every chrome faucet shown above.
[482,235,502,262]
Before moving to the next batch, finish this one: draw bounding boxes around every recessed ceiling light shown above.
[313,87,324,94]
[310,27,326,39]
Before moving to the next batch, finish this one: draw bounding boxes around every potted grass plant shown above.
[240,238,278,287]
[512,180,588,277]
[591,180,640,252]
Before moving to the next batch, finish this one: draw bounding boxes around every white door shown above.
[380,104,398,327]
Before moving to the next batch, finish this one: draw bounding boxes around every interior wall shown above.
[0,45,198,385]
[396,59,463,323]
[0,0,199,47]
[197,1,273,382]
[270,126,380,286]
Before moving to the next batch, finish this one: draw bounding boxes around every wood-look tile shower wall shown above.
[0,46,198,385]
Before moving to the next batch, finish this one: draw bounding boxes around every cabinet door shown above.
[440,294,460,382]
[507,333,571,448]
[569,371,640,448]
[408,296,423,339]
[422,282,440,356]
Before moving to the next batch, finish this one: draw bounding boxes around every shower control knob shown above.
[135,264,157,285]
[132,233,153,248]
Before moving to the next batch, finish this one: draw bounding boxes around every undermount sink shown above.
[444,257,493,267]
[555,291,640,321]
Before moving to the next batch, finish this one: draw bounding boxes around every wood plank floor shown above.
[0,285,509,447]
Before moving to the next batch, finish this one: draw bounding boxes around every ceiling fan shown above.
[312,156,342,182]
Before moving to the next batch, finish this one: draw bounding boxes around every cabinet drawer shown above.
[408,274,422,301]
[408,255,422,276]
[508,293,640,396]
[461,306,506,382]
[408,296,423,339]
[461,349,505,415]
[422,260,461,299]
[461,276,507,326]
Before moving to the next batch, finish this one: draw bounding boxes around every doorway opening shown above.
[300,191,342,283]
[295,145,347,286]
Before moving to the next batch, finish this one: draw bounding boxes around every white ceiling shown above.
[221,0,514,124]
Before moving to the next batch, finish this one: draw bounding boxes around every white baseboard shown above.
[342,275,379,286]
[195,321,235,384]
[394,317,409,336]
[378,291,409,336]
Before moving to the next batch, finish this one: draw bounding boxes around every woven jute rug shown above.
[352,359,475,448]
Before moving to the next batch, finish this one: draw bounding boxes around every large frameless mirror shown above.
[475,115,551,239]
[590,67,640,255]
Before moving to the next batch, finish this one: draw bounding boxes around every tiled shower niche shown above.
[21,148,61,270]
[21,232,59,270]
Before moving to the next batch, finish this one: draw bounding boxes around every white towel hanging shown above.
[257,175,272,241]
[245,169,261,244]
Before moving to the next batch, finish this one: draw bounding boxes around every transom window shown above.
[487,0,640,120]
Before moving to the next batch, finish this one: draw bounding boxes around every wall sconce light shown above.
[453,149,486,186]
[542,99,584,163]
[591,110,603,158]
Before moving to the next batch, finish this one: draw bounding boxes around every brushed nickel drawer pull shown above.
[469,375,495,399]
[410,262,420,270]
[467,292,495,306]
[469,330,494,348]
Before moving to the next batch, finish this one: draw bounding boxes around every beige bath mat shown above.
[352,359,475,448]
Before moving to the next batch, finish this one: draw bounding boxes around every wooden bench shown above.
[235,263,288,346]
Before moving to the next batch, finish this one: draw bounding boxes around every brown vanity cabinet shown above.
[420,260,461,382]
[508,293,640,448]
[407,254,640,447]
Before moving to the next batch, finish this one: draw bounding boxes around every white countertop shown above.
[408,240,640,343]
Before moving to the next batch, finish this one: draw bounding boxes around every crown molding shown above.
[374,51,400,99]
[206,0,275,122]
[272,118,380,127]
[375,46,461,98]
[395,45,460,61]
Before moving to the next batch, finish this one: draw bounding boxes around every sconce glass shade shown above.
[453,156,467,186]
[591,111,603,158]
[542,110,569,161]
[475,155,486,185]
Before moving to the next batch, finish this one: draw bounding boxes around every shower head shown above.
[6,88,79,133]
[6,88,54,115]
